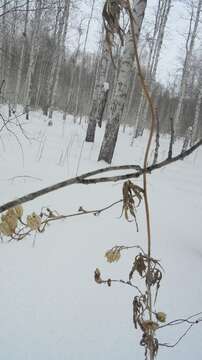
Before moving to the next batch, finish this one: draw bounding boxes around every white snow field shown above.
[0,108,201,360]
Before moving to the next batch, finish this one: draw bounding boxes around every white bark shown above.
[174,0,202,134]
[4,0,18,100]
[63,25,82,120]
[191,72,202,144]
[48,0,70,118]
[74,0,96,122]
[98,0,147,164]
[85,45,109,142]
[132,0,171,143]
[44,2,65,115]
[24,0,42,118]
[14,0,29,108]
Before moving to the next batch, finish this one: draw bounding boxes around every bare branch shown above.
[0,139,201,213]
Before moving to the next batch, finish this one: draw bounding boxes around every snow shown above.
[0,107,201,360]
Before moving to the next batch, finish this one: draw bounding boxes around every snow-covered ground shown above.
[0,108,201,360]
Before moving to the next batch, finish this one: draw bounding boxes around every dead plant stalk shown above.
[127,1,157,358]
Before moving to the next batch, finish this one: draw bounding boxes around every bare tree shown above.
[24,0,43,119]
[174,0,202,135]
[85,43,109,142]
[98,0,147,164]
[14,0,29,109]
[48,0,70,119]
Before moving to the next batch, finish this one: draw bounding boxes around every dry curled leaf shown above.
[129,253,146,280]
[121,180,143,230]
[140,333,159,359]
[94,268,102,284]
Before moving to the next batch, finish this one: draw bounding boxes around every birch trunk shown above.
[63,27,82,120]
[191,74,202,145]
[4,0,18,101]
[174,0,202,135]
[133,0,171,141]
[74,0,95,122]
[0,0,7,87]
[43,2,64,116]
[85,47,109,142]
[98,0,147,164]
[48,0,70,119]
[24,0,42,119]
[181,126,192,153]
[14,0,29,109]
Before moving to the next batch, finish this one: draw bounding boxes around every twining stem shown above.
[127,0,157,347]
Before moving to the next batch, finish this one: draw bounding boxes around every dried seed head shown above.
[13,205,23,219]
[105,248,121,263]
[156,312,166,323]
[3,211,18,233]
[0,221,13,236]
[27,213,41,230]
[142,320,159,333]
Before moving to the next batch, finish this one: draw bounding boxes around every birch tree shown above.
[43,1,63,116]
[4,0,18,102]
[73,0,96,123]
[14,0,29,109]
[63,22,83,120]
[85,45,109,142]
[48,0,70,119]
[24,0,43,119]
[132,0,172,143]
[98,0,147,164]
[191,68,202,144]
[174,0,202,135]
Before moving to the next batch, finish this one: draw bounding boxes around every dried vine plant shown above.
[94,1,202,360]
[0,2,201,359]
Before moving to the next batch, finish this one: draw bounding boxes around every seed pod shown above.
[156,312,166,323]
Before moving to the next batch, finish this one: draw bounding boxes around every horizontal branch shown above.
[0,139,201,213]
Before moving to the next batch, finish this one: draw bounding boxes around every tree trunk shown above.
[98,0,147,164]
[191,74,202,145]
[174,0,202,135]
[48,0,70,118]
[14,0,29,109]
[85,47,109,142]
[44,2,64,116]
[24,0,42,119]
[133,0,171,141]
[74,0,95,122]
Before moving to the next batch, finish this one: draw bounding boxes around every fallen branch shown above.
[0,139,201,213]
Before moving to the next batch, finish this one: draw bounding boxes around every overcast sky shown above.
[71,0,202,86]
